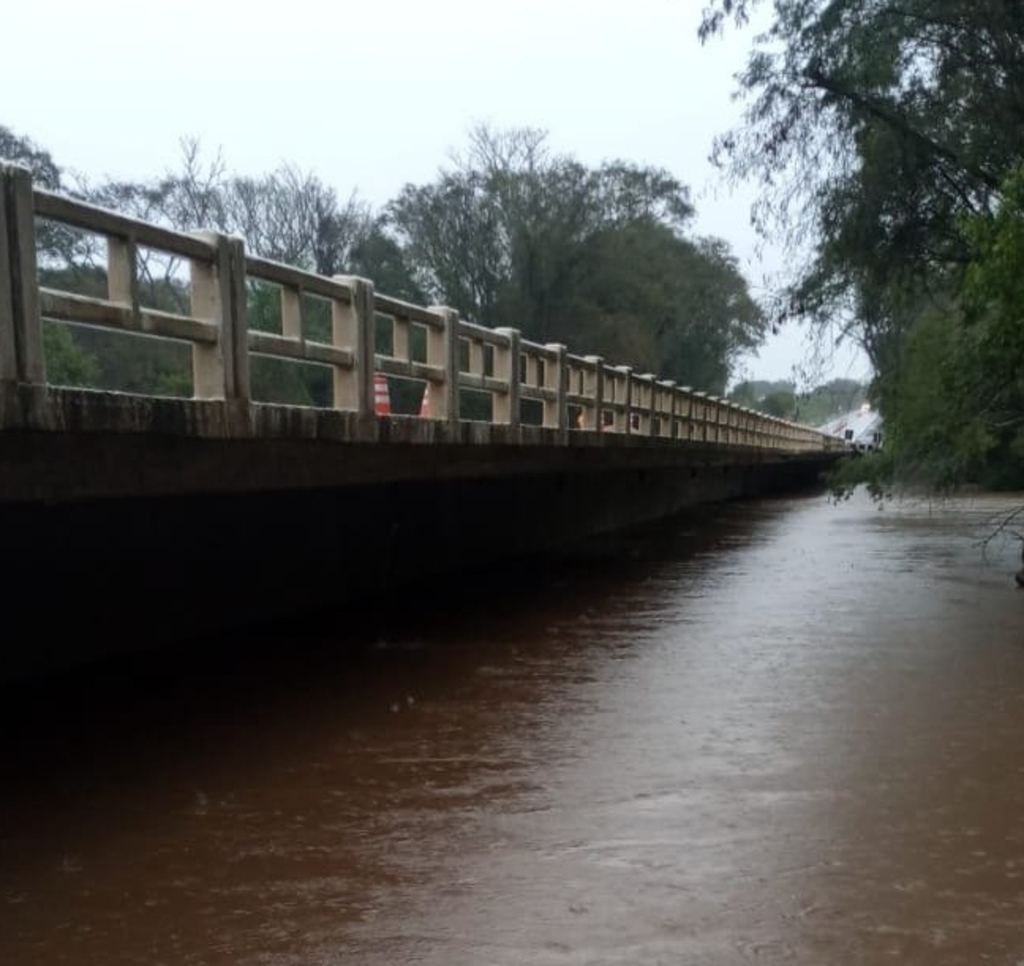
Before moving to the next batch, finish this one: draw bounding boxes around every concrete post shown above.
[615,366,633,434]
[191,232,249,402]
[543,342,568,441]
[636,373,657,436]
[0,167,15,383]
[493,327,521,427]
[583,355,604,432]
[107,236,139,317]
[691,392,704,441]
[332,275,375,416]
[658,380,676,438]
[427,305,460,428]
[468,339,484,377]
[391,318,409,362]
[678,389,692,440]
[281,286,301,341]
[0,164,44,384]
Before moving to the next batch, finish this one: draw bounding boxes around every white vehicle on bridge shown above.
[817,403,883,453]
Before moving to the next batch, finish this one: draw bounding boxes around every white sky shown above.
[3,0,870,387]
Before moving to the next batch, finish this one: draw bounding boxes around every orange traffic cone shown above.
[374,373,391,416]
[419,383,431,418]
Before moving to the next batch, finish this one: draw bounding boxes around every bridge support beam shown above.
[0,435,832,682]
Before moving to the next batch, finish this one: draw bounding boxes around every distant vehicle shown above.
[817,403,883,453]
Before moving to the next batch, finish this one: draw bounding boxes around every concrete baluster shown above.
[332,275,375,416]
[281,285,301,342]
[468,336,484,378]
[0,164,43,384]
[711,398,722,444]
[650,380,661,435]
[673,383,684,439]
[543,342,568,441]
[493,327,521,428]
[615,366,633,434]
[582,355,604,431]
[427,305,460,429]
[637,373,657,436]
[659,381,677,438]
[107,235,140,323]
[392,315,409,362]
[191,232,249,402]
[0,167,16,384]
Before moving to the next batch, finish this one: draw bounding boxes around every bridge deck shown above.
[0,160,842,499]
[0,160,845,676]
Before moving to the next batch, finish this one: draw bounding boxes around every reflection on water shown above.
[1,490,1023,965]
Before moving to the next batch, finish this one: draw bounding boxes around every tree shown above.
[348,221,426,305]
[699,1,1024,487]
[761,390,796,419]
[388,124,761,392]
[700,1,1024,362]
[43,324,100,388]
[795,378,867,426]
[0,125,61,188]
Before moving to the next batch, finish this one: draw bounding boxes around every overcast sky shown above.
[3,0,869,388]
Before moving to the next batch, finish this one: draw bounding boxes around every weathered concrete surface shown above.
[0,387,837,680]
[0,428,823,502]
[0,387,830,503]
[1,459,825,681]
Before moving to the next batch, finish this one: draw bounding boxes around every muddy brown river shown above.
[2,491,1023,964]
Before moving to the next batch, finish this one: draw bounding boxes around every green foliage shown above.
[349,225,426,305]
[388,126,765,393]
[760,390,796,419]
[729,377,866,425]
[0,124,61,188]
[703,1,1023,357]
[701,1,1024,492]
[796,379,867,426]
[825,450,895,502]
[883,309,996,489]
[42,323,100,387]
[843,188,1024,492]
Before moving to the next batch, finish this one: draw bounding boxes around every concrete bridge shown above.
[0,162,841,678]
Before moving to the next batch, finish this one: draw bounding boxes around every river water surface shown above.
[2,491,1024,964]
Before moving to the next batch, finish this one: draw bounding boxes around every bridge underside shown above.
[0,391,837,680]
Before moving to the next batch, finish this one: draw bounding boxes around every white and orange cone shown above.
[374,372,391,416]
[419,383,431,418]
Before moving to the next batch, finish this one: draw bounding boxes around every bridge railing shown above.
[0,162,842,454]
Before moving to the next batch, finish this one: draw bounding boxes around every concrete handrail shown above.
[0,161,844,454]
